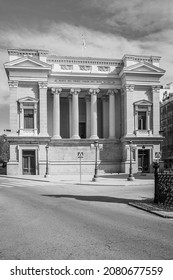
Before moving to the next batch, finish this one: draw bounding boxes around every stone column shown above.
[38,82,48,136]
[68,94,72,138]
[85,95,91,138]
[152,86,160,135]
[108,89,117,139]
[102,95,109,138]
[123,84,134,136]
[52,88,62,139]
[89,88,100,139]
[70,88,81,139]
[9,81,18,134]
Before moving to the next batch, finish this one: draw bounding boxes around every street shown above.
[0,177,173,260]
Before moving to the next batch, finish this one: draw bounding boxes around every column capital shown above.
[51,87,62,94]
[107,89,119,95]
[123,84,135,93]
[151,85,161,93]
[70,88,81,95]
[89,88,100,95]
[8,80,18,88]
[38,82,48,89]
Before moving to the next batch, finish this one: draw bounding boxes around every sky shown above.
[0,0,173,132]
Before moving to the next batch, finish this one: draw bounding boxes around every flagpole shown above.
[82,34,86,57]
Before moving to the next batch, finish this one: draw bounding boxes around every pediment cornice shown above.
[4,56,51,70]
[134,99,152,106]
[119,61,165,77]
[18,96,38,103]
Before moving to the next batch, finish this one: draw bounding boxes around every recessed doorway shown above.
[138,149,150,173]
[22,150,36,175]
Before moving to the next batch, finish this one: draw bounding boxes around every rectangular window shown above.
[138,111,146,130]
[24,109,34,129]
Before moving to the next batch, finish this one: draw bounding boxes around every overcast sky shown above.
[0,0,173,131]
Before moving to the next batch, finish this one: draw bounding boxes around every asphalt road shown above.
[0,177,173,260]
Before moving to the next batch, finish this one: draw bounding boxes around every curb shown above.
[129,202,173,219]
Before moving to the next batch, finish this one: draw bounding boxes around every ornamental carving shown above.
[79,65,92,71]
[89,89,100,95]
[51,88,62,94]
[152,86,161,93]
[123,84,134,92]
[70,88,81,95]
[8,81,18,88]
[60,65,73,70]
[107,89,119,95]
[38,82,48,89]
[98,66,110,72]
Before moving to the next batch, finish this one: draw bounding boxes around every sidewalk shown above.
[0,172,154,186]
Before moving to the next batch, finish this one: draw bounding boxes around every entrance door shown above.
[22,150,36,175]
[138,149,150,172]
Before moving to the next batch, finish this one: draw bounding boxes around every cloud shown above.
[85,0,173,39]
[0,20,172,107]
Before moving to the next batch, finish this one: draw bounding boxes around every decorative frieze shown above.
[98,66,110,72]
[8,81,18,88]
[79,65,92,71]
[60,65,73,70]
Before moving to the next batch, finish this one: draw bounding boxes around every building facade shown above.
[4,49,165,175]
[160,87,173,169]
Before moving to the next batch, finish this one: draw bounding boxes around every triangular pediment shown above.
[4,56,51,70]
[123,62,165,74]
[18,96,38,103]
[134,99,152,106]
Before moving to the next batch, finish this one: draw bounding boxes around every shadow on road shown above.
[42,194,152,205]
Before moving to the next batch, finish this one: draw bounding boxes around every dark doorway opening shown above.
[22,150,36,175]
[138,149,150,173]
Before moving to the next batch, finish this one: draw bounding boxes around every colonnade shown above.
[51,88,118,139]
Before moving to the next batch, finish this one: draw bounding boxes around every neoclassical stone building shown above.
[4,49,165,175]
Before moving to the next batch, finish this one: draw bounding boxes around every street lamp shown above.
[127,140,136,181]
[92,140,99,182]
[44,143,49,177]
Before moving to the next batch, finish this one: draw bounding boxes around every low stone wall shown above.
[157,173,173,207]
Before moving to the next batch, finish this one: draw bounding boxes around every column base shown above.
[90,135,99,139]
[127,175,135,181]
[52,135,62,139]
[71,135,80,139]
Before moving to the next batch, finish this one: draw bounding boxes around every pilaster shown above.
[52,87,62,139]
[123,84,134,136]
[38,82,49,136]
[9,80,18,135]
[152,85,161,135]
